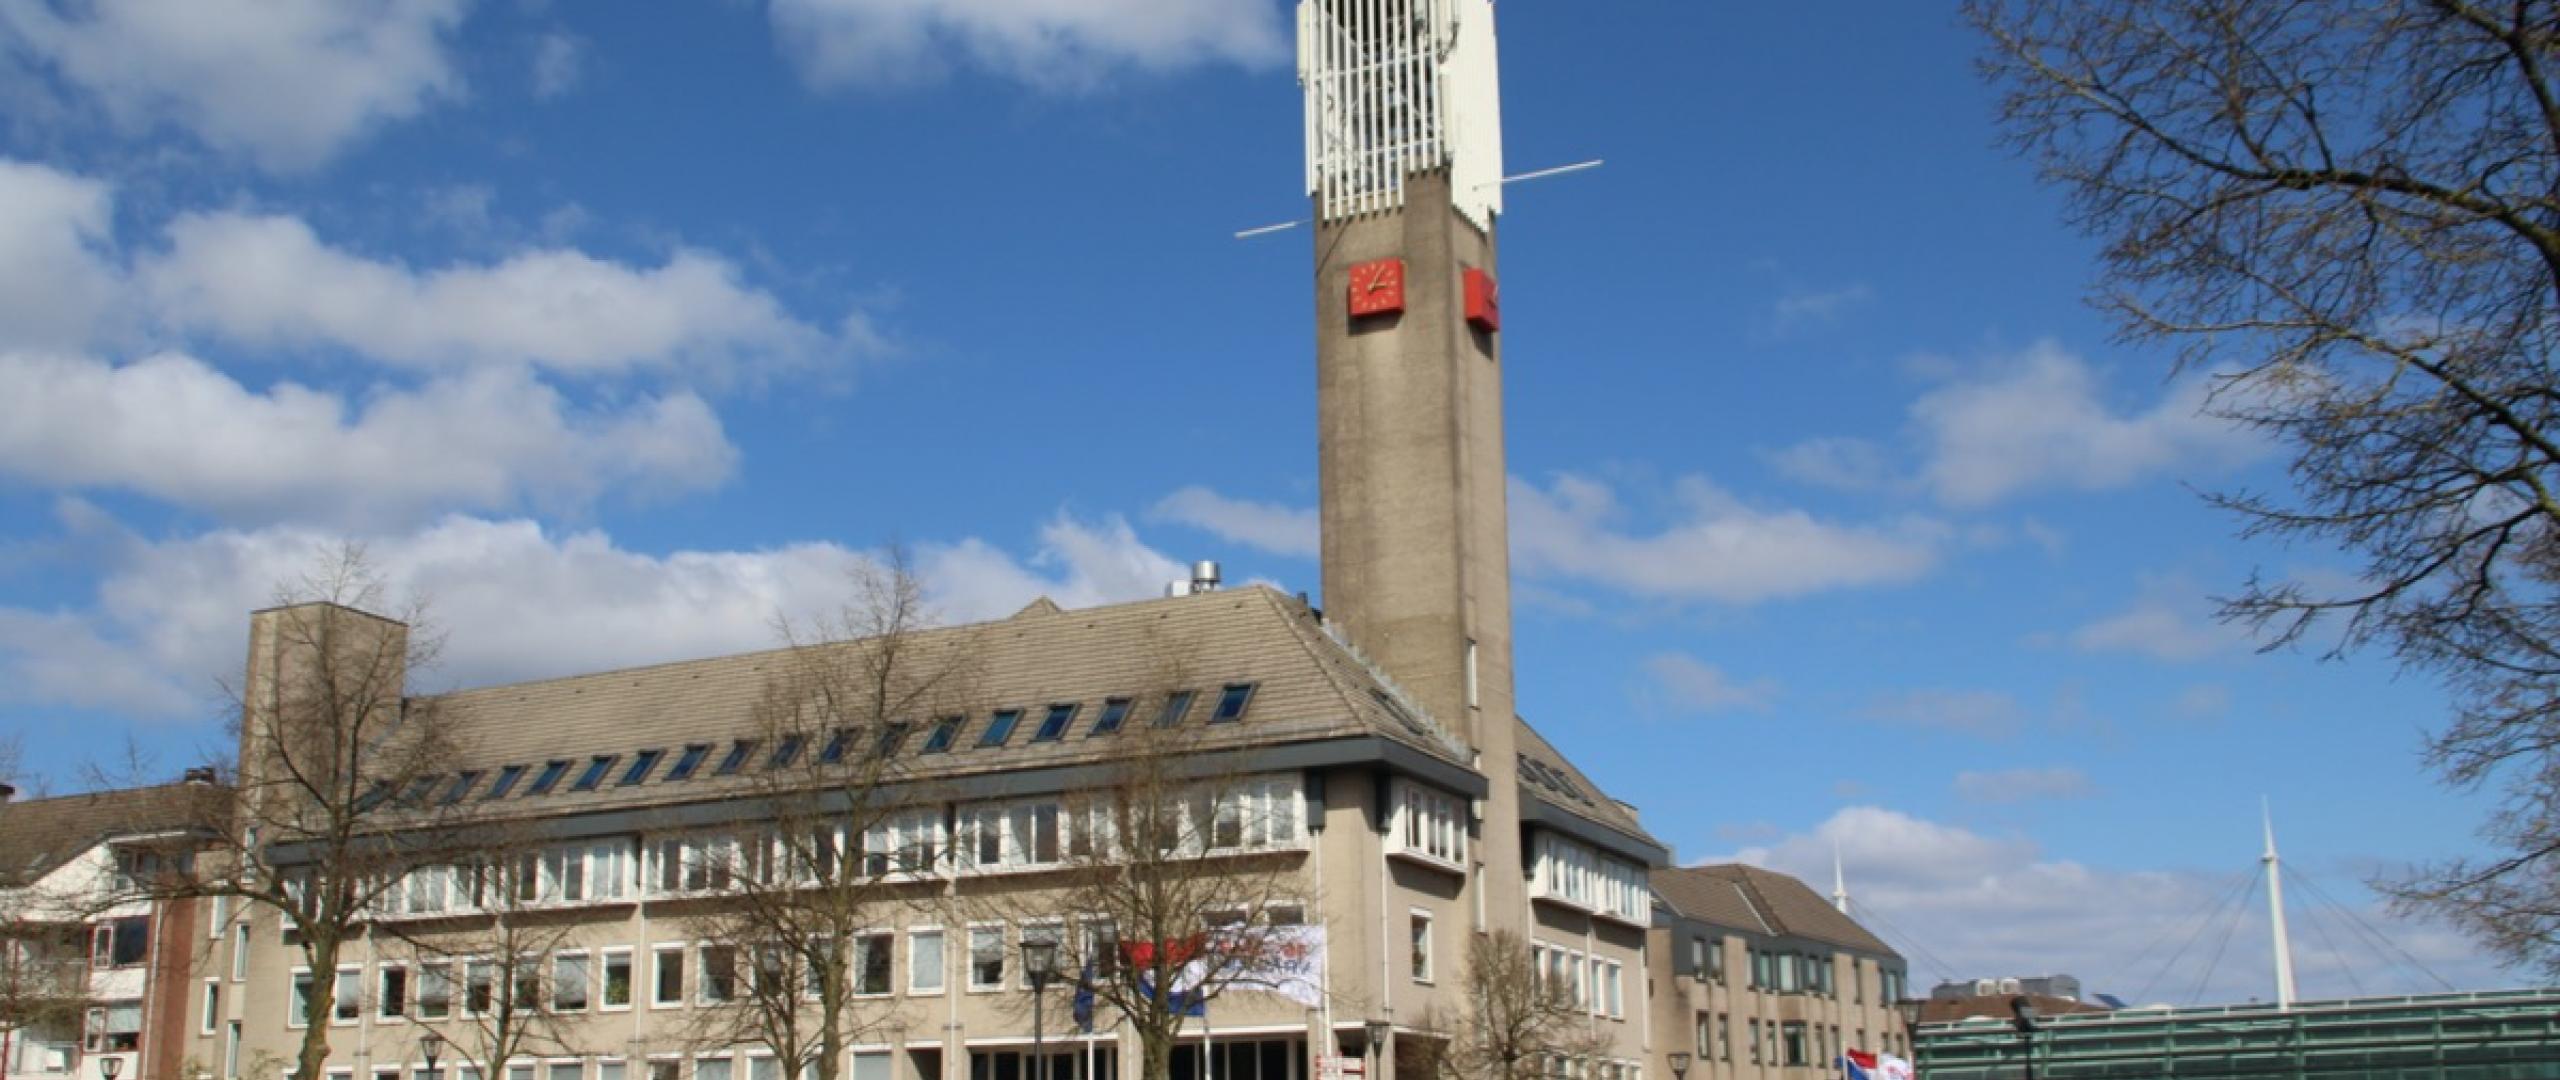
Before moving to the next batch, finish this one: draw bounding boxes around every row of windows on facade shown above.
[1539,1056,1645,1080]
[1528,939,1631,1022]
[306,1051,874,1080]
[1684,935,1909,1004]
[322,777,1312,921]
[1528,833,1650,924]
[395,686,1263,811]
[284,1040,1303,1080]
[276,909,1309,1031]
[1689,1012,1908,1069]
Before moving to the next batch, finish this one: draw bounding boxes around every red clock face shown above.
[1347,257,1405,318]
[1464,267,1500,332]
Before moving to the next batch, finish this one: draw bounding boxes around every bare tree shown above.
[174,544,464,1078]
[378,839,598,1080]
[1407,930,1607,1080]
[677,555,980,1080]
[1971,0,2560,972]
[0,894,89,1079]
[999,713,1315,1080]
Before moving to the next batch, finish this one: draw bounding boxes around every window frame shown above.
[906,927,945,996]
[1409,909,1434,984]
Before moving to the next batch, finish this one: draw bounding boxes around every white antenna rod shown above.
[2263,798,2297,1009]
[1234,158,1606,238]
[1832,839,1850,914]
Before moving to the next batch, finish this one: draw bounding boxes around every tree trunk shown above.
[296,934,339,1080]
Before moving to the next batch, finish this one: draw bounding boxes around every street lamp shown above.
[98,1055,121,1080]
[2008,995,2040,1080]
[1022,937,1061,1080]
[419,1031,444,1079]
[1364,1020,1391,1077]
[1667,1050,1692,1080]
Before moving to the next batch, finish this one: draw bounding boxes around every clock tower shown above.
[1300,0,1524,916]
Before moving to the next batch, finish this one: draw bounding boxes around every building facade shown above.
[1648,866,1909,1080]
[0,781,216,1080]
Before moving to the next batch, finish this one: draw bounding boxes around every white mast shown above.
[2262,799,2297,1009]
[1832,840,1849,914]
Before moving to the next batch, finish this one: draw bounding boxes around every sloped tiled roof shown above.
[1514,717,1663,856]
[0,782,221,889]
[420,586,1472,823]
[1656,863,1899,958]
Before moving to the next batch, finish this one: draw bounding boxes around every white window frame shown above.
[552,951,592,1013]
[231,921,250,981]
[377,963,409,1022]
[1409,909,1435,984]
[333,965,363,1026]
[599,948,635,1012]
[1388,780,1467,871]
[907,927,944,996]
[965,924,1006,993]
[849,930,894,999]
[1017,921,1064,991]
[200,977,221,1035]
[650,944,686,1009]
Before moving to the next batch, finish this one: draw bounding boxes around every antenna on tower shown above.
[1832,839,1850,915]
[1232,158,1607,239]
[2263,797,2298,1009]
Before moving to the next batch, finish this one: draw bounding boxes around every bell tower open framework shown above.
[1300,0,1524,924]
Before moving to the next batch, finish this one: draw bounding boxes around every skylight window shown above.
[769,735,805,770]
[526,760,571,796]
[922,717,963,754]
[398,775,439,806]
[1089,698,1132,737]
[1155,691,1196,728]
[1032,704,1077,742]
[820,729,853,764]
[715,740,757,776]
[439,771,482,806]
[621,750,663,786]
[979,710,1023,748]
[571,755,617,792]
[666,744,711,781]
[876,722,913,757]
[484,765,527,800]
[1211,684,1257,723]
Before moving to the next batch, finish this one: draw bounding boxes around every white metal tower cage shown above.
[1297,0,1504,229]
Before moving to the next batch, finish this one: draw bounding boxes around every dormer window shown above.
[1154,691,1196,728]
[526,760,571,796]
[876,722,913,757]
[820,729,854,764]
[1211,684,1257,723]
[1032,704,1076,742]
[979,710,1023,748]
[769,735,806,770]
[621,750,663,786]
[1088,698,1132,737]
[484,765,527,800]
[714,740,756,776]
[439,772,482,805]
[666,744,711,781]
[922,717,963,754]
[571,756,617,792]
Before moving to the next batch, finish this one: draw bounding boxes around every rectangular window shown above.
[874,722,912,757]
[464,961,495,1016]
[378,966,407,1019]
[231,921,250,980]
[695,1061,731,1080]
[289,971,313,1028]
[440,772,482,805]
[1782,1022,1807,1067]
[908,930,944,994]
[1032,704,1076,741]
[768,735,805,769]
[852,933,892,996]
[652,947,684,1007]
[1409,911,1433,983]
[1018,923,1063,990]
[598,1065,626,1080]
[92,916,148,967]
[1154,690,1195,727]
[201,979,220,1034]
[527,759,571,796]
[967,927,1004,991]
[714,740,757,776]
[553,953,590,1012]
[922,716,963,753]
[547,1062,581,1080]
[601,950,633,1010]
[1390,780,1466,868]
[1708,939,1724,983]
[820,729,853,764]
[334,968,361,1023]
[1210,683,1255,722]
[1088,697,1132,736]
[978,709,1022,747]
[666,744,711,781]
[485,764,528,799]
[572,756,616,792]
[417,964,452,1020]
[699,944,737,1003]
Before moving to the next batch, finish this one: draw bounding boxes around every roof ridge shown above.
[0,778,206,808]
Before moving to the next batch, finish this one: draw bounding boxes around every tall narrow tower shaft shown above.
[2263,801,2298,1009]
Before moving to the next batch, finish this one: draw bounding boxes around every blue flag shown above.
[1072,966,1096,1033]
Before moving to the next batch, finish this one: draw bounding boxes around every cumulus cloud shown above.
[1953,766,2095,804]
[1914,342,2261,506]
[0,160,120,351]
[0,352,736,527]
[1639,652,1777,715]
[2067,575,2254,662]
[0,0,469,170]
[139,211,848,378]
[0,510,1187,718]
[1769,282,1873,331]
[1721,807,2500,1004]
[767,0,1286,90]
[1150,486,1319,559]
[531,31,583,99]
[1509,473,1946,604]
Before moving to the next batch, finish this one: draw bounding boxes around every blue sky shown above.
[0,1,2508,1004]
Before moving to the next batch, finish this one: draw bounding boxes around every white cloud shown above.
[1764,436,1896,493]
[1722,807,2502,1003]
[0,0,469,170]
[1639,652,1777,715]
[0,351,736,526]
[1150,486,1319,559]
[1862,688,2024,738]
[1913,341,2261,506]
[2068,575,2253,662]
[767,0,1286,90]
[0,160,119,351]
[1953,766,2095,804]
[1509,473,1946,604]
[531,32,583,99]
[1770,282,1873,330]
[140,211,848,378]
[2,510,1187,717]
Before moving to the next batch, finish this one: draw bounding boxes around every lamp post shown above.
[1364,1020,1391,1080]
[419,1032,444,1080]
[1668,1050,1692,1080]
[2008,995,2040,1080]
[98,1054,121,1080]
[1022,937,1060,1080]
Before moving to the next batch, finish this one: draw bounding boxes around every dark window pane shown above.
[978,710,1022,747]
[526,760,571,796]
[1154,691,1196,728]
[769,735,805,769]
[922,717,963,753]
[820,729,854,764]
[571,755,616,792]
[666,744,711,781]
[1032,705,1076,742]
[715,740,757,776]
[621,750,663,786]
[440,772,481,805]
[1089,698,1132,737]
[484,765,527,800]
[1211,684,1255,723]
[876,722,912,757]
